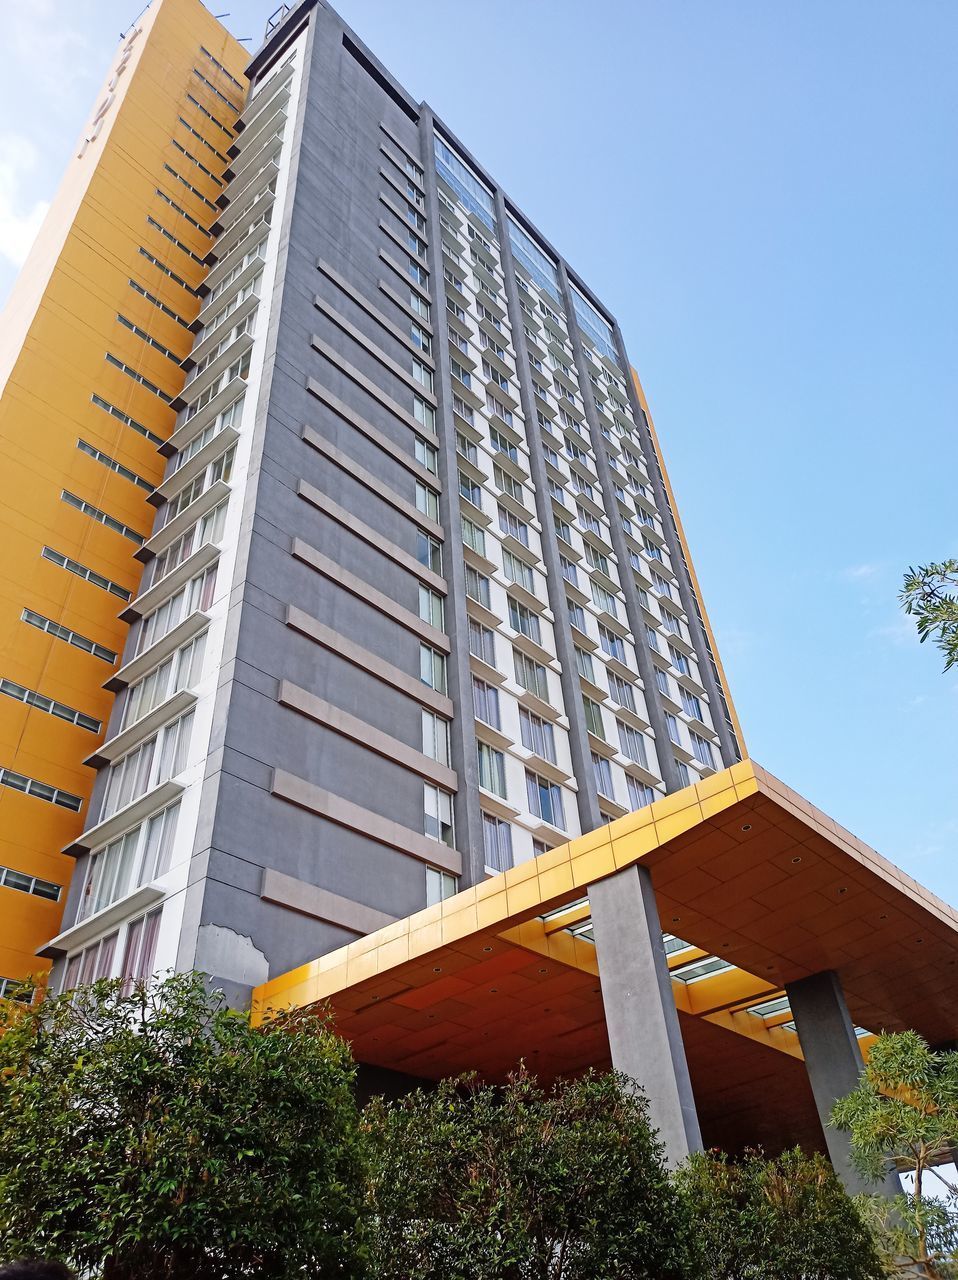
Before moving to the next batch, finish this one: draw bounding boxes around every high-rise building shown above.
[0,0,247,992]
[1,0,745,1002]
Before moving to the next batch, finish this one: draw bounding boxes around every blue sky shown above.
[2,1,955,903]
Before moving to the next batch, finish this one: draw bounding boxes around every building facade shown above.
[0,0,246,994]
[3,0,742,1004]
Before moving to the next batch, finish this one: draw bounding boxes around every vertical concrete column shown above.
[589,863,702,1165]
[786,970,900,1196]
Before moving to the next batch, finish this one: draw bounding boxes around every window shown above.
[665,713,681,745]
[0,677,101,734]
[473,677,500,729]
[493,465,524,506]
[410,321,431,354]
[450,357,472,388]
[61,491,144,546]
[598,625,625,662]
[461,517,486,555]
[554,516,573,545]
[502,550,535,594]
[164,446,235,523]
[119,909,163,994]
[498,506,529,547]
[410,289,430,320]
[415,436,438,474]
[656,669,671,697]
[64,932,119,989]
[41,547,130,602]
[459,472,482,509]
[419,585,445,630]
[549,479,567,507]
[489,425,517,460]
[559,556,579,587]
[519,707,556,762]
[122,633,206,729]
[675,759,691,786]
[526,771,565,830]
[608,672,637,713]
[575,647,595,683]
[81,803,180,920]
[426,866,457,906]
[690,733,716,768]
[469,619,496,666]
[78,438,153,492]
[414,397,435,431]
[583,543,610,576]
[92,394,163,448]
[644,538,664,563]
[21,610,116,665]
[514,649,548,700]
[136,566,216,657]
[477,742,507,797]
[661,608,683,637]
[421,710,451,766]
[681,688,704,721]
[416,532,442,575]
[423,784,454,846]
[582,696,605,739]
[100,711,194,822]
[464,565,490,608]
[0,863,62,901]
[416,482,439,521]
[151,500,227,584]
[591,582,618,617]
[482,813,513,872]
[567,600,586,631]
[508,597,541,643]
[626,776,657,810]
[646,627,660,653]
[669,645,691,675]
[456,432,478,464]
[592,752,615,799]
[577,505,601,535]
[419,644,447,693]
[617,721,648,767]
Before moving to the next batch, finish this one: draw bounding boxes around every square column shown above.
[786,970,900,1196]
[589,864,702,1166]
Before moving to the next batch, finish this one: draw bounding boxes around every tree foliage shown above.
[831,1030,958,1277]
[900,560,958,672]
[674,1146,884,1280]
[364,1068,690,1280]
[0,972,367,1279]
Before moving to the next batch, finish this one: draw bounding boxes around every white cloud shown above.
[0,136,50,270]
[841,562,883,581]
[8,0,94,100]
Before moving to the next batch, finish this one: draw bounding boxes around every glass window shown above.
[593,752,615,799]
[462,517,486,555]
[508,597,541,644]
[473,677,500,729]
[415,482,439,521]
[514,650,548,700]
[477,742,507,798]
[422,711,451,766]
[681,688,704,721]
[598,625,626,662]
[525,771,566,830]
[626,775,657,810]
[464,565,491,608]
[415,436,438,474]
[617,721,648,767]
[419,585,444,630]
[482,813,513,872]
[426,866,457,906]
[423,784,454,847]
[582,696,605,739]
[691,733,716,768]
[419,644,447,693]
[665,713,681,744]
[609,672,637,712]
[575,647,595,683]
[498,506,529,547]
[519,707,556,763]
[459,472,482,508]
[503,550,535,594]
[567,600,586,631]
[416,532,442,574]
[469,619,496,667]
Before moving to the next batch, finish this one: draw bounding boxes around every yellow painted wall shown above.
[0,0,246,988]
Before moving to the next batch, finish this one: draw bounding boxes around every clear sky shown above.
[2,1,955,903]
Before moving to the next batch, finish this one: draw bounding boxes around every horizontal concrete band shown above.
[289,535,449,651]
[296,478,446,593]
[277,679,458,790]
[284,602,454,717]
[270,768,462,876]
[260,867,397,935]
[300,427,443,537]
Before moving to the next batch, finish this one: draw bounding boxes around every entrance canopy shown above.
[253,761,958,1153]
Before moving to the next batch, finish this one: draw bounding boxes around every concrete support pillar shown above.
[589,864,702,1165]
[786,970,900,1196]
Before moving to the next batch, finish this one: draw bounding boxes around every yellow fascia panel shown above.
[629,367,747,757]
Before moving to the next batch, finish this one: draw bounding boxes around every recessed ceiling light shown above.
[432,966,442,973]
[791,856,802,864]
[490,988,498,994]
[672,916,680,923]
[838,887,847,895]
[482,946,493,952]
[538,968,548,974]
[741,823,752,832]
